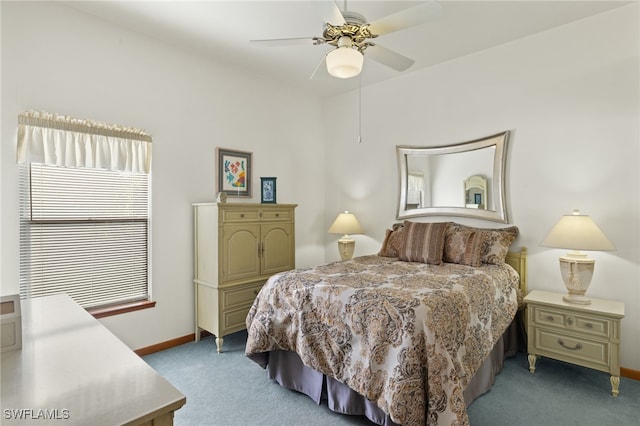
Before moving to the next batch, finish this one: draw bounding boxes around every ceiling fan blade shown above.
[310,53,331,80]
[368,1,443,36]
[250,37,322,47]
[366,44,415,71]
[316,0,346,26]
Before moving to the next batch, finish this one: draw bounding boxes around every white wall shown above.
[323,4,640,370]
[0,2,326,349]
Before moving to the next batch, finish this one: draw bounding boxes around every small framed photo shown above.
[260,177,277,204]
[216,148,252,197]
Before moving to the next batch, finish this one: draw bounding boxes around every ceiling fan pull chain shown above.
[358,73,362,144]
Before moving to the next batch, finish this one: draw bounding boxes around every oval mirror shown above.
[396,131,510,223]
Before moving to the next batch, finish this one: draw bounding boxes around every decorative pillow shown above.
[378,223,405,258]
[443,229,484,267]
[447,223,519,264]
[399,221,448,265]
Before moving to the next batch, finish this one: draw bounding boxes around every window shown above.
[19,163,151,312]
[16,110,153,317]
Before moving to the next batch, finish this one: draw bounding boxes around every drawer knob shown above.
[275,213,280,217]
[546,315,554,321]
[567,318,573,326]
[557,339,583,351]
[240,213,245,218]
[585,323,593,329]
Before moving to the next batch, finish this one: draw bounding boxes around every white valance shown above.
[17,110,152,173]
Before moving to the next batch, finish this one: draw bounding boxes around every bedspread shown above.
[245,255,519,426]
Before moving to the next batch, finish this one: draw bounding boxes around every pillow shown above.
[399,221,448,265]
[447,223,519,264]
[378,223,405,258]
[443,229,484,267]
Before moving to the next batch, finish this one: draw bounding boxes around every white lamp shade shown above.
[328,211,363,236]
[541,210,614,251]
[326,47,363,79]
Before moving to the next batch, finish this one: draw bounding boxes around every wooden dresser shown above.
[0,294,185,425]
[193,202,296,352]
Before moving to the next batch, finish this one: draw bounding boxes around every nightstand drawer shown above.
[532,306,611,338]
[533,307,568,327]
[534,328,609,369]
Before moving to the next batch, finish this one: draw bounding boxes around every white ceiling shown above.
[65,1,629,98]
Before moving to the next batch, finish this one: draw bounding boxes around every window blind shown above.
[19,163,150,309]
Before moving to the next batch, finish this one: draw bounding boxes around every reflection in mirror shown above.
[397,131,510,223]
[464,175,487,209]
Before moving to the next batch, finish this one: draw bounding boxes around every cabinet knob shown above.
[567,317,573,326]
[585,322,593,329]
[240,213,245,218]
[546,315,554,321]
[275,213,279,217]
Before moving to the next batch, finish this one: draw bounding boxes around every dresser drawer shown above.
[221,209,260,222]
[533,328,610,370]
[221,208,292,223]
[223,305,253,332]
[221,282,262,309]
[261,209,291,221]
[531,306,611,338]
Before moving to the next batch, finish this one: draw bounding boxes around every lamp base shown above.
[337,237,355,261]
[562,293,592,305]
[559,253,594,305]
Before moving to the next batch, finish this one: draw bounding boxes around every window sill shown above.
[88,299,156,319]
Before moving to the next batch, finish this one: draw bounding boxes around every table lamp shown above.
[328,211,363,260]
[541,209,615,305]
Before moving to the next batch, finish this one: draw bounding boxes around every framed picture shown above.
[260,177,277,204]
[216,148,252,197]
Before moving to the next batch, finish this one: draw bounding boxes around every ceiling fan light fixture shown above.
[326,46,363,79]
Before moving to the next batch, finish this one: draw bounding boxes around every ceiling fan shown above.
[250,1,443,79]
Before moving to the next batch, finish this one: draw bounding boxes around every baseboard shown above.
[134,334,195,356]
[134,330,213,356]
[621,367,640,381]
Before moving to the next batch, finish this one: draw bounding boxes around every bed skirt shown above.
[265,310,525,425]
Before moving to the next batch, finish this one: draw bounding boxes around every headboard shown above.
[506,247,528,296]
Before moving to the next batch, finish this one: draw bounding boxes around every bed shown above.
[246,221,527,426]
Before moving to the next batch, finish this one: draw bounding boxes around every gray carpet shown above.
[143,331,640,426]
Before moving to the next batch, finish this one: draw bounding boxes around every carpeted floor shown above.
[143,331,640,426]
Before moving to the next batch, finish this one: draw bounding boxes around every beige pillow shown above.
[399,221,449,265]
[378,223,405,258]
[444,229,484,267]
[447,223,519,264]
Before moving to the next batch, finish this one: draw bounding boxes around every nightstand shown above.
[523,290,625,396]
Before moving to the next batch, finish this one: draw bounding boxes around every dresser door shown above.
[261,223,294,276]
[221,224,261,282]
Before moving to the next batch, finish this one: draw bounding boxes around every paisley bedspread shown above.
[245,255,519,426]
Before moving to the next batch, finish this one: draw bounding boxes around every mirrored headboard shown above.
[396,131,510,223]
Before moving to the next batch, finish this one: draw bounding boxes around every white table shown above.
[1,295,185,425]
